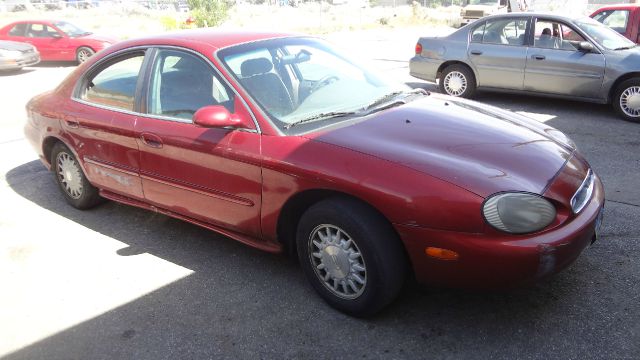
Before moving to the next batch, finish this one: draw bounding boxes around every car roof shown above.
[476,11,594,23]
[111,29,300,52]
[593,3,640,10]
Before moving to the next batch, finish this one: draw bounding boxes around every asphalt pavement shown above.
[1,29,639,360]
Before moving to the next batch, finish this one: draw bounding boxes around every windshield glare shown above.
[53,21,90,37]
[219,38,407,130]
[576,19,635,50]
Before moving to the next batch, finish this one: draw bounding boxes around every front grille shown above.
[465,10,484,18]
[571,169,595,214]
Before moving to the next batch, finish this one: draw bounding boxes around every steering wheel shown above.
[309,75,339,93]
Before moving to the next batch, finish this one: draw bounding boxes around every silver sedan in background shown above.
[410,13,640,122]
[0,40,40,71]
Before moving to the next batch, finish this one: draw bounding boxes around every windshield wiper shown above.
[284,111,358,130]
[363,88,429,112]
[614,45,636,50]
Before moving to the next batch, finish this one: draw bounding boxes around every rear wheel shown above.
[439,64,476,98]
[613,78,640,123]
[296,197,407,317]
[76,47,95,64]
[51,142,102,209]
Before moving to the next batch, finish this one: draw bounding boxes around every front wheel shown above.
[296,198,407,317]
[76,46,95,64]
[51,142,103,209]
[613,78,640,123]
[439,64,476,98]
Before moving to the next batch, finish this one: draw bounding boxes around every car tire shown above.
[51,142,103,209]
[76,47,95,64]
[439,64,476,98]
[296,197,407,317]
[613,78,640,123]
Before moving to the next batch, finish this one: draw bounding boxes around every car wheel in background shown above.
[51,142,103,209]
[76,46,95,64]
[296,197,407,317]
[439,64,476,98]
[613,78,640,123]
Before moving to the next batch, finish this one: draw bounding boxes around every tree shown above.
[187,0,229,28]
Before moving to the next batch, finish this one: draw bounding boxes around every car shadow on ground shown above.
[35,61,78,68]
[0,68,35,76]
[4,158,625,359]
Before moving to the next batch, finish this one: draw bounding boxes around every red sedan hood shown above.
[305,94,574,198]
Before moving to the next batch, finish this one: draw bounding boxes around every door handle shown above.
[140,133,163,149]
[470,50,483,55]
[532,55,546,60]
[64,116,79,129]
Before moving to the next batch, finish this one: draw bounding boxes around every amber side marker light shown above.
[425,247,459,260]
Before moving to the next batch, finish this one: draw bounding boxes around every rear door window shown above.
[8,23,27,37]
[80,53,145,111]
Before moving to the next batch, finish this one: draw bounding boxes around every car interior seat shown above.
[239,57,293,116]
[483,30,508,45]
[158,55,215,119]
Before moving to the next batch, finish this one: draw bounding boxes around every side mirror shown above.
[578,41,594,52]
[51,32,63,39]
[193,105,253,130]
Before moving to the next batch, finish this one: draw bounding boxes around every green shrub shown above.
[187,0,229,27]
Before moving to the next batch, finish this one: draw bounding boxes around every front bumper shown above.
[0,53,40,70]
[396,174,605,288]
[460,17,481,26]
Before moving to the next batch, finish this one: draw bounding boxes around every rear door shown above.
[66,50,147,199]
[467,16,529,90]
[524,18,605,99]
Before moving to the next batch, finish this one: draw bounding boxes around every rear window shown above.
[8,24,27,36]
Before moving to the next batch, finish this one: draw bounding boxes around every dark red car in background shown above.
[0,20,116,63]
[24,30,605,316]
[591,3,640,44]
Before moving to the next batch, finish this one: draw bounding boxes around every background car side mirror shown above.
[578,41,594,52]
[51,32,63,39]
[193,105,253,130]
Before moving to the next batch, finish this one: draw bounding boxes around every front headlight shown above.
[0,49,22,59]
[483,192,556,234]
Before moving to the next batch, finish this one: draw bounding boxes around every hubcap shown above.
[308,224,366,299]
[56,152,83,199]
[444,71,467,96]
[620,86,640,117]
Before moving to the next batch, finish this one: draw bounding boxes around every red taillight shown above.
[415,43,423,55]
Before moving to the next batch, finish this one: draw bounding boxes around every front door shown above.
[135,48,263,237]
[524,18,605,99]
[25,23,69,60]
[467,17,529,90]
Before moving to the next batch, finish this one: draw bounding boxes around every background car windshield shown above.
[54,21,90,37]
[219,38,405,130]
[468,0,498,5]
[576,18,635,50]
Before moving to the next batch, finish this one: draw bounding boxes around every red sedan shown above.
[0,20,116,63]
[24,30,605,316]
